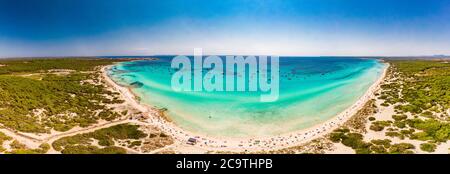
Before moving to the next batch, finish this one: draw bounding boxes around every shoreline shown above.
[101,60,389,152]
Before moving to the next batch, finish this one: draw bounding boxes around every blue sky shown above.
[1,0,450,57]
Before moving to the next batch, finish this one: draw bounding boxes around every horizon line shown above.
[1,54,450,59]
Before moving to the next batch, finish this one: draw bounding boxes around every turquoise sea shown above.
[107,57,385,138]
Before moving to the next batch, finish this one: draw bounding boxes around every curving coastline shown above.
[101,61,389,152]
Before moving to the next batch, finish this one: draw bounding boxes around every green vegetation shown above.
[370,139,391,148]
[369,121,392,131]
[388,143,415,154]
[10,140,26,149]
[61,145,126,154]
[420,143,437,152]
[393,120,406,128]
[0,132,12,152]
[371,60,450,152]
[7,143,51,154]
[0,58,125,133]
[392,114,408,121]
[385,131,405,139]
[128,140,142,148]
[0,58,162,154]
[52,123,147,154]
[0,58,117,74]
[329,128,415,154]
[1,131,51,154]
[380,60,450,114]
[407,118,450,142]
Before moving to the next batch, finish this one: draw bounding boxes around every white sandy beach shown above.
[101,61,390,152]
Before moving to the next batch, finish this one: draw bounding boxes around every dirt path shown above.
[0,118,132,151]
[43,119,131,144]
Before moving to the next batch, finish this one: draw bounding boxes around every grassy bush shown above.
[407,118,450,142]
[385,131,405,139]
[61,145,126,154]
[128,141,142,148]
[0,132,12,152]
[370,139,391,148]
[370,121,392,131]
[392,114,407,121]
[330,127,417,154]
[52,123,147,154]
[388,143,415,154]
[379,61,450,115]
[394,121,406,128]
[0,59,124,133]
[7,143,51,154]
[420,143,437,152]
[0,58,117,74]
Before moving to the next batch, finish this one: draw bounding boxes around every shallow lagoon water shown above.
[108,57,385,138]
